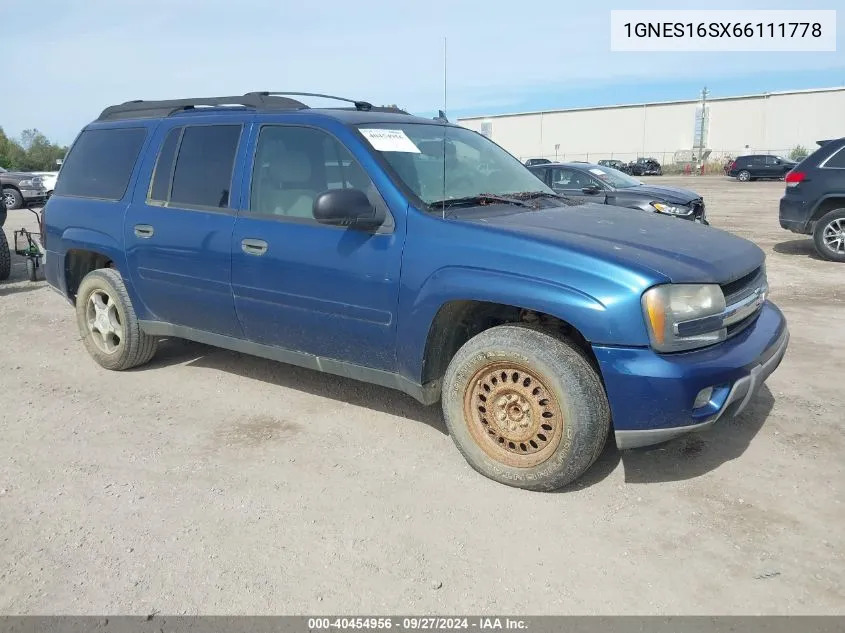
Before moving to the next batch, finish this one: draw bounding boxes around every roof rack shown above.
[97,92,410,121]
[245,92,410,115]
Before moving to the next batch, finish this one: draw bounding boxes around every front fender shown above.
[397,265,650,383]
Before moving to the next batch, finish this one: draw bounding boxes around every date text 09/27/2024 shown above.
[307,617,527,630]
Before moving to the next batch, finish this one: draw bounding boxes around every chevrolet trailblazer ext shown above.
[43,92,789,491]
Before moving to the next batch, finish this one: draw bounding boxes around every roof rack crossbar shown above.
[247,91,378,112]
[96,94,309,121]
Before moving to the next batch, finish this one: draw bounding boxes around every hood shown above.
[1,170,38,180]
[624,183,701,204]
[459,203,763,285]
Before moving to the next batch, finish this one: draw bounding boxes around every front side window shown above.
[249,125,380,222]
[354,123,554,207]
[54,127,147,200]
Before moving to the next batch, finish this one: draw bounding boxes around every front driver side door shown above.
[549,167,607,204]
[230,123,404,372]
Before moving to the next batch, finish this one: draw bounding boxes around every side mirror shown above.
[313,188,384,231]
[582,185,601,194]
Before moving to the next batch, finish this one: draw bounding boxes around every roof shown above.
[458,85,845,122]
[94,92,446,126]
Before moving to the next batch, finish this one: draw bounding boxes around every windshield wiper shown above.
[428,194,533,210]
[504,190,581,205]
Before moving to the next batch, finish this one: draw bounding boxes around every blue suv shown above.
[43,92,789,491]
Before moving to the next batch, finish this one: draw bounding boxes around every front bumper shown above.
[592,302,788,450]
[21,188,49,203]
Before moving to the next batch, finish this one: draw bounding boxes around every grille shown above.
[720,265,767,338]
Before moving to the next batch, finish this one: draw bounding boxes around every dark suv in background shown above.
[629,157,662,176]
[728,154,797,182]
[779,137,845,262]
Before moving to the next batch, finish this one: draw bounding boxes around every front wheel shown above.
[813,209,845,263]
[75,268,159,370]
[442,325,610,491]
[2,187,23,210]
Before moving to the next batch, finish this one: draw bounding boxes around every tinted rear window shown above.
[55,127,147,200]
[169,125,241,208]
[823,146,845,168]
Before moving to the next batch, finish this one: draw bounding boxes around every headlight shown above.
[652,202,692,216]
[642,284,726,352]
[19,179,35,187]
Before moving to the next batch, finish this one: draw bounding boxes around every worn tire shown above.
[442,324,610,491]
[737,170,751,182]
[26,258,36,282]
[813,208,845,263]
[3,187,23,210]
[75,268,158,370]
[0,231,10,281]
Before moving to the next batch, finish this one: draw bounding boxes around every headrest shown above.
[278,150,311,182]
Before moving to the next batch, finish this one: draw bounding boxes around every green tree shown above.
[789,145,809,162]
[0,127,67,171]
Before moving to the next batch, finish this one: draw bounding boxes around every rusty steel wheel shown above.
[463,362,563,468]
[442,325,610,491]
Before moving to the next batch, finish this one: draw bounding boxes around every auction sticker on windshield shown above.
[359,129,421,153]
[589,168,607,175]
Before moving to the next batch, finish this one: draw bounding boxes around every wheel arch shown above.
[399,266,635,391]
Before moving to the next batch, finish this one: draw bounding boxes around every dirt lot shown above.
[1,177,843,615]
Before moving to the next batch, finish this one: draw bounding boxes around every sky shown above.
[2,0,843,145]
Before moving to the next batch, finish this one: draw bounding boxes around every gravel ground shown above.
[1,177,843,615]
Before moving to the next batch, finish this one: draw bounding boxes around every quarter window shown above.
[54,127,147,200]
[824,147,845,168]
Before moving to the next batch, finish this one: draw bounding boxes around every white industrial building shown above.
[457,86,845,166]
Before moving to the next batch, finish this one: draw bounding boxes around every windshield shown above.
[355,123,553,206]
[586,166,641,189]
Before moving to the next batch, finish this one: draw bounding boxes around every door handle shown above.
[134,224,154,238]
[241,238,268,256]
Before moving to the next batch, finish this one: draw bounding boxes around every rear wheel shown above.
[441,325,610,491]
[75,268,159,370]
[0,231,10,281]
[813,209,845,263]
[737,170,751,182]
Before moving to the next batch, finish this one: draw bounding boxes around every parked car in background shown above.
[524,158,551,166]
[628,157,662,176]
[1,167,48,212]
[597,159,629,173]
[33,171,59,196]
[779,136,845,262]
[727,154,797,182]
[527,162,707,223]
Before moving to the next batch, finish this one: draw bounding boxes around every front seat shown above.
[268,150,317,219]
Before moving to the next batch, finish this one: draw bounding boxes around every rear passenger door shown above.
[124,116,250,337]
[230,123,404,371]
